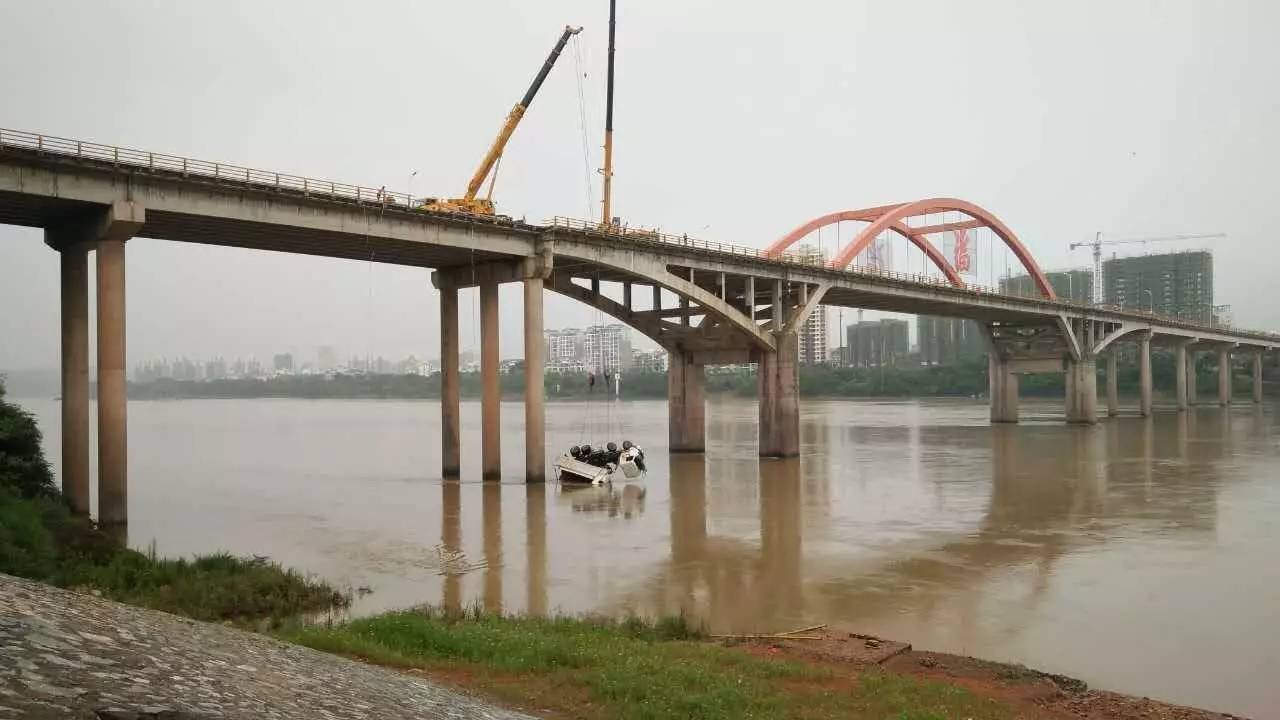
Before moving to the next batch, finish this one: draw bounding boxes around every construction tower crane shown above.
[419,25,582,216]
[1069,231,1225,303]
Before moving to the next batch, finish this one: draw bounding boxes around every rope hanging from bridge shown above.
[572,33,596,221]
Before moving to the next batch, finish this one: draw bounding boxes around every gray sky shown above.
[3,0,1278,370]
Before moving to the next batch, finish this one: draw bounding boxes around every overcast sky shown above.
[3,0,1278,371]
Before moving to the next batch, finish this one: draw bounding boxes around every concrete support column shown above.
[1253,351,1264,404]
[1175,343,1189,411]
[480,281,501,480]
[1186,349,1199,406]
[758,331,800,457]
[1065,356,1098,424]
[667,352,705,453]
[988,354,1019,424]
[96,238,128,526]
[523,277,545,482]
[745,276,755,320]
[1106,352,1119,417]
[1138,335,1153,418]
[58,244,91,516]
[1217,346,1231,406]
[440,287,461,477]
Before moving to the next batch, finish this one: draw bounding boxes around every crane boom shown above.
[422,25,582,216]
[1070,231,1225,303]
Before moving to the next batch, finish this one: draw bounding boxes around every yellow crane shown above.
[419,25,583,216]
[1069,231,1225,303]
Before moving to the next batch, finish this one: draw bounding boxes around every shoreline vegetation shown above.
[0,378,347,623]
[279,608,1012,720]
[0,375,1236,718]
[121,354,1262,401]
[280,607,1231,720]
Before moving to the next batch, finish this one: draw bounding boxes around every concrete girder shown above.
[5,160,537,263]
[548,240,774,352]
[782,283,831,335]
[548,274,672,351]
[1055,313,1083,361]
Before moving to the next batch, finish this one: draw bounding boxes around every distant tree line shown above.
[124,351,1263,401]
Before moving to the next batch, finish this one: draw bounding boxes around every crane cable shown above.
[572,34,596,221]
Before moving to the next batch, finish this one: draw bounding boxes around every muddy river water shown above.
[17,396,1280,717]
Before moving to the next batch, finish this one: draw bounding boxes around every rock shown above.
[919,657,939,668]
[95,709,140,720]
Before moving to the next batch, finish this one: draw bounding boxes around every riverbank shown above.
[282,608,1238,720]
[0,573,527,719]
[0,378,346,623]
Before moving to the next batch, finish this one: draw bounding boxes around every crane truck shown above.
[418,25,582,216]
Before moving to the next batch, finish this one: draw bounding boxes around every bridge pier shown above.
[480,280,501,480]
[1186,348,1199,405]
[1064,356,1098,424]
[667,352,705,453]
[1138,334,1153,418]
[1217,346,1232,406]
[1253,351,1264,403]
[55,242,91,515]
[440,287,461,478]
[45,201,144,526]
[988,355,1019,424]
[1175,343,1190,411]
[1106,352,1119,417]
[758,331,800,457]
[523,275,545,482]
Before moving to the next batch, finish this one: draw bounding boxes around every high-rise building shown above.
[584,324,633,372]
[1103,250,1213,323]
[544,328,584,365]
[799,305,828,365]
[317,346,338,373]
[846,319,910,368]
[273,353,294,374]
[632,349,668,372]
[795,244,829,365]
[917,317,985,366]
[1000,269,1093,303]
[545,324,633,372]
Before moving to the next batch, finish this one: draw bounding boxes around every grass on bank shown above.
[0,378,346,622]
[282,607,1011,720]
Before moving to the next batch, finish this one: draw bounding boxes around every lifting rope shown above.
[572,34,596,221]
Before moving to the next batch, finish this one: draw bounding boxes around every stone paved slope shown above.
[0,573,533,719]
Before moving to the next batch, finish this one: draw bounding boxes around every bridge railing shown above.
[3,128,1272,342]
[0,128,417,209]
[546,215,972,288]
[545,216,1277,340]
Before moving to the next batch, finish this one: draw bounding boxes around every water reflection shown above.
[482,482,502,613]
[558,483,647,519]
[525,483,547,616]
[15,396,1278,716]
[441,480,462,612]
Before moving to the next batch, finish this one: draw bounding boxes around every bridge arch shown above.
[547,276,674,352]
[764,198,1056,299]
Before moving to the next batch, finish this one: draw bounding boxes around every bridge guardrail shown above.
[0,128,417,209]
[546,215,1278,342]
[3,127,1274,343]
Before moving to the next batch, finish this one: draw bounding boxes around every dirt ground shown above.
[724,628,1248,720]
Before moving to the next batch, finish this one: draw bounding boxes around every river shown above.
[13,395,1280,717]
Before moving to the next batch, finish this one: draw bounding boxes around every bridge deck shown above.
[2,129,1276,349]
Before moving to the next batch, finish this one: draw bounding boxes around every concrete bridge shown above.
[2,128,1276,527]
